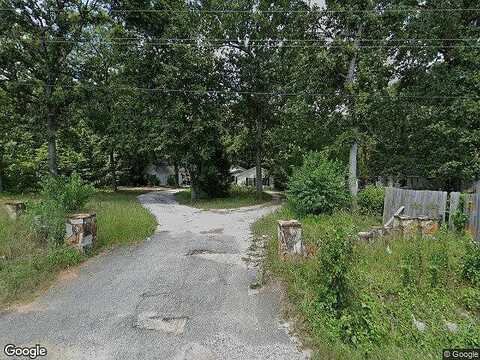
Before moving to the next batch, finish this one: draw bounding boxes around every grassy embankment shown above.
[253,206,480,360]
[0,190,156,308]
[175,185,273,209]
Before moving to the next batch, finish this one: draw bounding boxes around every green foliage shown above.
[358,186,385,216]
[451,195,470,233]
[0,191,156,308]
[287,152,350,215]
[254,208,480,359]
[25,174,94,246]
[145,174,161,187]
[27,200,66,246]
[315,227,354,312]
[167,175,177,187]
[461,288,480,313]
[39,173,95,213]
[461,241,480,287]
[190,141,232,199]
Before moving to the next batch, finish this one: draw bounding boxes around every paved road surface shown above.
[0,190,307,360]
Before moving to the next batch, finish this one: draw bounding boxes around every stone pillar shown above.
[3,201,26,220]
[277,220,304,258]
[66,213,97,253]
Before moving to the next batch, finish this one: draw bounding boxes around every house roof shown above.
[230,166,246,174]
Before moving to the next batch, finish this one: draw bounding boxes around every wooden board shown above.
[383,187,448,225]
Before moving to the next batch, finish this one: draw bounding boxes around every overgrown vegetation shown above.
[358,185,385,216]
[0,189,156,308]
[254,207,480,359]
[287,153,350,215]
[175,185,273,209]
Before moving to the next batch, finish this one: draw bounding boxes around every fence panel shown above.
[465,193,480,241]
[449,192,461,230]
[383,187,448,225]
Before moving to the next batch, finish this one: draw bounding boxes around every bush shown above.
[39,173,94,213]
[451,194,469,233]
[287,152,350,215]
[461,288,480,312]
[27,200,66,246]
[461,240,480,286]
[358,186,385,216]
[315,227,354,312]
[27,174,94,246]
[190,142,231,199]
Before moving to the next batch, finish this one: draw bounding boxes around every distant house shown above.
[145,162,190,186]
[233,167,274,187]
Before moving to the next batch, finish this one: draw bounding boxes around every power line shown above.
[2,38,479,48]
[2,82,479,100]
[3,36,479,42]
[1,7,479,14]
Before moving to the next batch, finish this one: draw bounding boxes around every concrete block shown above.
[3,201,26,220]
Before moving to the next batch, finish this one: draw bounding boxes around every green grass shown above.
[253,207,480,360]
[0,190,156,309]
[175,186,273,209]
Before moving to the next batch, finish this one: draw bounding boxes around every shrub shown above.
[27,200,66,246]
[167,175,177,187]
[287,152,350,215]
[39,173,94,213]
[315,227,354,312]
[451,194,469,233]
[27,174,94,246]
[461,240,480,286]
[461,288,480,312]
[358,186,385,216]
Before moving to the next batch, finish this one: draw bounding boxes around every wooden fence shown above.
[449,192,480,241]
[383,187,448,225]
[383,187,480,241]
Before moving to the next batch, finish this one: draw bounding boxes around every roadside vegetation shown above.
[0,176,156,309]
[253,153,480,360]
[175,185,273,209]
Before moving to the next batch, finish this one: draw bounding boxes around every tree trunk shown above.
[349,142,358,208]
[255,109,263,196]
[174,163,180,187]
[109,148,117,192]
[0,167,3,192]
[46,84,58,176]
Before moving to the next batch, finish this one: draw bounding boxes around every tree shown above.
[0,0,103,176]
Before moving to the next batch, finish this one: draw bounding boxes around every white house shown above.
[145,162,190,186]
[233,167,274,188]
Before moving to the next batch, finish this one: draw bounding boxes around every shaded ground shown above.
[0,190,306,360]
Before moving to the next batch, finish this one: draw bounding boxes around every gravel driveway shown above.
[0,190,307,360]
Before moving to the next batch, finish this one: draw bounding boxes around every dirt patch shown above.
[57,268,80,282]
[11,301,47,314]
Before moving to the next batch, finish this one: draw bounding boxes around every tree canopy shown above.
[1,0,479,195]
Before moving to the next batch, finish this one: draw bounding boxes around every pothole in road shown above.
[186,250,246,268]
[134,312,188,335]
[200,228,224,234]
[185,249,219,256]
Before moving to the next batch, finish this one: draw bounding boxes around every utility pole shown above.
[345,25,363,209]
